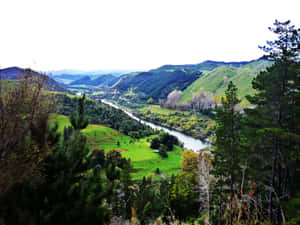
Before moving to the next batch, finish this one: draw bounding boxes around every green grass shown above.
[180,60,272,106]
[49,114,183,179]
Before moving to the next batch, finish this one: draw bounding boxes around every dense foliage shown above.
[0,74,55,194]
[136,106,215,140]
[150,132,179,157]
[210,20,300,225]
[114,69,201,102]
[57,94,154,138]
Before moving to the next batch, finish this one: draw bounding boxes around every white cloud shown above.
[0,0,299,70]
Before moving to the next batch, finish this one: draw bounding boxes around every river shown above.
[101,99,209,152]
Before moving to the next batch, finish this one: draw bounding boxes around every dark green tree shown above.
[70,94,89,131]
[150,137,160,149]
[245,20,300,224]
[211,81,242,225]
[1,92,111,225]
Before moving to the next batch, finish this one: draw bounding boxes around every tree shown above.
[147,97,153,104]
[159,132,178,151]
[198,149,212,224]
[0,72,55,195]
[150,137,160,149]
[190,88,215,110]
[211,81,242,225]
[165,90,182,109]
[181,149,199,173]
[170,150,200,219]
[69,94,89,131]
[89,148,105,168]
[0,91,111,225]
[245,20,300,224]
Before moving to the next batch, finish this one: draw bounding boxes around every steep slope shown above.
[180,60,272,105]
[0,67,67,92]
[114,69,202,101]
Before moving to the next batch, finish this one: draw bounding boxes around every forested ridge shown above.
[0,20,299,225]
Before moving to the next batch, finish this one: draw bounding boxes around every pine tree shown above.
[211,81,242,225]
[70,94,89,131]
[245,20,300,224]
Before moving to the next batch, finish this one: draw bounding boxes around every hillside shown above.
[113,69,202,101]
[69,74,119,87]
[0,67,67,92]
[180,59,272,105]
[109,58,271,105]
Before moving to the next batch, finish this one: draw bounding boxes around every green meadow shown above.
[49,114,183,179]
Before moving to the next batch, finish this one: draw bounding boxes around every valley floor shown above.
[50,114,183,179]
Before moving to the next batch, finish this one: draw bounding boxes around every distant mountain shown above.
[48,70,133,85]
[69,74,120,87]
[47,69,134,76]
[49,74,88,84]
[0,67,67,92]
[113,69,202,101]
[180,59,273,106]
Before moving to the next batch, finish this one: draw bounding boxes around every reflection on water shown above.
[101,99,209,152]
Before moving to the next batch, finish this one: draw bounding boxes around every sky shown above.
[0,0,299,71]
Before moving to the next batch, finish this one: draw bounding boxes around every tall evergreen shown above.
[212,81,242,225]
[245,20,300,224]
[70,94,89,131]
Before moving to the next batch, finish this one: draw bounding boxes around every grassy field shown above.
[49,114,183,179]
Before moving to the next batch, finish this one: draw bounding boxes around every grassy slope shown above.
[180,60,272,106]
[49,114,183,180]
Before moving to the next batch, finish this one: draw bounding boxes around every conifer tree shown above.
[212,81,242,225]
[245,20,300,224]
[70,94,89,131]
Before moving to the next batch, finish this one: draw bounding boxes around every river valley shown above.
[101,99,209,152]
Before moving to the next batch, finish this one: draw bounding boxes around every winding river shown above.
[101,99,209,152]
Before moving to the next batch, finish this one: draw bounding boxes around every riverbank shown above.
[101,99,210,152]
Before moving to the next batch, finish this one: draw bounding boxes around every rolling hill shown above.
[110,58,272,105]
[179,59,272,105]
[0,67,67,92]
[113,69,202,101]
[69,74,119,87]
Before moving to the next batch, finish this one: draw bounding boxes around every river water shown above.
[101,99,209,152]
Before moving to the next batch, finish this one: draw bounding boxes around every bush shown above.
[150,137,160,149]
[159,145,168,158]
